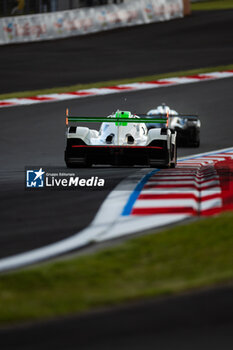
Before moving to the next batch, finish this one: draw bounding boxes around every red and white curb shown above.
[132,164,222,216]
[131,160,228,217]
[0,147,233,272]
[1,70,233,108]
[93,150,233,243]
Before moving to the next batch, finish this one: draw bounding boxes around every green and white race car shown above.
[65,110,177,168]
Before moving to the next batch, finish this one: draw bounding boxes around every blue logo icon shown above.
[26,168,45,188]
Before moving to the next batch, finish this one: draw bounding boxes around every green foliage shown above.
[192,0,233,11]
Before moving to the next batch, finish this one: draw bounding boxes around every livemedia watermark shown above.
[26,168,105,190]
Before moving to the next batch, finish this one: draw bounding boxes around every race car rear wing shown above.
[65,109,168,126]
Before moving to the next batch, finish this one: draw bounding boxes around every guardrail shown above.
[0,0,184,45]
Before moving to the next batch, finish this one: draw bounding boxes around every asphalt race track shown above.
[0,10,233,93]
[1,284,233,350]
[0,77,233,259]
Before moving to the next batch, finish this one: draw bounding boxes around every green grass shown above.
[1,64,233,101]
[0,211,233,325]
[192,0,233,11]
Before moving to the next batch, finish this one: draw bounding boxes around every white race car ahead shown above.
[147,104,201,147]
[65,110,177,168]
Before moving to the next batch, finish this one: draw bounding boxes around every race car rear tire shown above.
[149,155,170,169]
[170,162,176,168]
